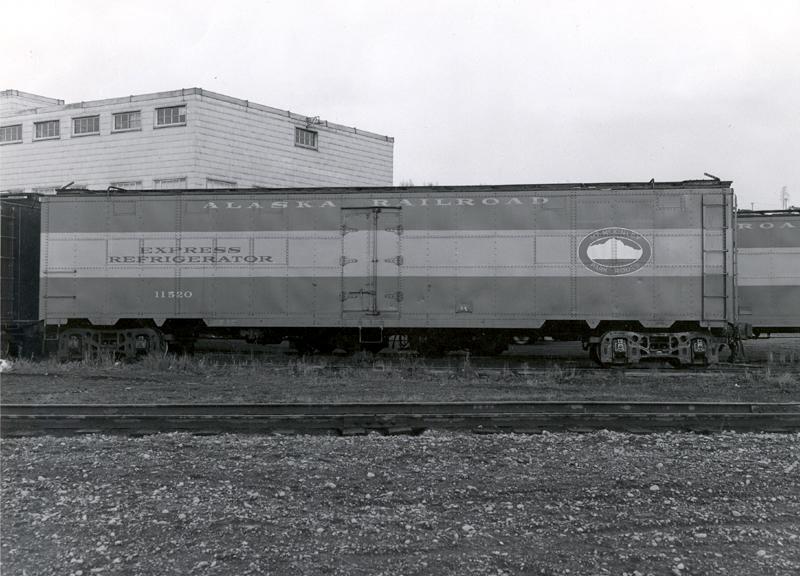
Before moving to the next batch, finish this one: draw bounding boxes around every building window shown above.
[154,177,187,189]
[295,127,318,149]
[34,120,60,140]
[113,111,141,132]
[0,124,22,144]
[155,106,186,127]
[110,181,143,190]
[72,115,100,136]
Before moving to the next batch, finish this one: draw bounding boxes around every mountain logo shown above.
[578,228,651,275]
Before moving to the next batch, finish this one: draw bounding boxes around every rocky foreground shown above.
[2,431,799,575]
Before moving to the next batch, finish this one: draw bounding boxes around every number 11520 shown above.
[154,290,193,299]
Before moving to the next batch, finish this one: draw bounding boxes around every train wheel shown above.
[1,331,9,358]
[589,344,606,368]
[410,334,447,357]
[361,342,385,354]
[388,334,411,352]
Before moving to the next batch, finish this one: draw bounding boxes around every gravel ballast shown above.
[2,431,799,575]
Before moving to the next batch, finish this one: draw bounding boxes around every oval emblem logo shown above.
[578,228,651,275]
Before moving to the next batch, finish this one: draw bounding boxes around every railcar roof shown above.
[738,209,800,216]
[36,179,733,198]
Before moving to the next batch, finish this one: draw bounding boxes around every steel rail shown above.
[136,353,778,373]
[0,363,774,382]
[2,401,800,436]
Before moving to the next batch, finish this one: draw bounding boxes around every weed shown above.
[764,369,797,392]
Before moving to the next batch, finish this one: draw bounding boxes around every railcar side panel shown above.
[39,183,735,334]
[737,211,800,332]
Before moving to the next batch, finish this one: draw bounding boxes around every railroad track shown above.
[162,351,776,374]
[3,401,800,437]
[178,340,781,369]
[0,363,773,385]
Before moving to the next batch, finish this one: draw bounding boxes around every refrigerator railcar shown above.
[737,210,800,334]
[39,180,736,364]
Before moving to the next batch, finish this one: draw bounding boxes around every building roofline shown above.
[1,87,393,142]
[1,89,64,105]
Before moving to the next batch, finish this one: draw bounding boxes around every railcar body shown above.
[0,195,41,356]
[736,210,800,334]
[38,180,736,365]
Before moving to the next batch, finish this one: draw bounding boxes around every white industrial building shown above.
[0,88,394,194]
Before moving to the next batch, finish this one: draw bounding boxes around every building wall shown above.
[1,91,197,193]
[193,94,393,188]
[0,88,394,194]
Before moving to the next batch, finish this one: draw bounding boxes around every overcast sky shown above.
[3,0,798,209]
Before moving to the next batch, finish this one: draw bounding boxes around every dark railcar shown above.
[39,180,736,365]
[0,195,42,356]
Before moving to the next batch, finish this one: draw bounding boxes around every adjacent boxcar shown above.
[737,209,800,334]
[0,194,42,356]
[39,180,735,365]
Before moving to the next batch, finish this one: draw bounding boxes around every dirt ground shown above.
[2,431,799,576]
